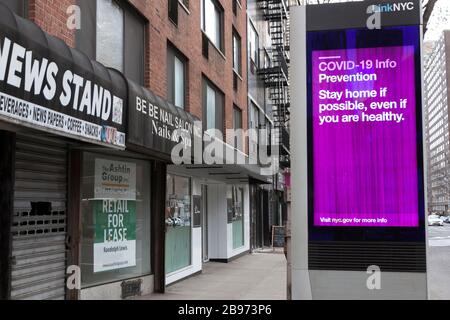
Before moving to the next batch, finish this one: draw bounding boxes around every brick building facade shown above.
[0,0,275,300]
[23,0,248,144]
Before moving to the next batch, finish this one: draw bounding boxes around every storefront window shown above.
[80,152,151,288]
[228,186,245,249]
[165,174,192,274]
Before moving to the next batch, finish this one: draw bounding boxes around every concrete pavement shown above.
[428,224,450,300]
[137,251,287,300]
[133,226,450,300]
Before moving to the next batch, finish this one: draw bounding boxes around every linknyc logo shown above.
[367,2,415,29]
[370,2,415,13]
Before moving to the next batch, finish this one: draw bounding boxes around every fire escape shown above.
[257,0,291,169]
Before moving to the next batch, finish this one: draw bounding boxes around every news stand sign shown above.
[0,15,126,148]
[290,0,427,299]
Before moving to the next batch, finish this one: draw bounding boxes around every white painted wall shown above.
[207,184,251,260]
[207,184,228,260]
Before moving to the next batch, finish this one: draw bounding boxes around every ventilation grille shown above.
[309,242,426,273]
[12,210,66,237]
[121,279,142,299]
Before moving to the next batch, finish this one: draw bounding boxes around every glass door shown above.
[165,174,192,274]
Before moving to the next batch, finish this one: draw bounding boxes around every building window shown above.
[233,0,241,15]
[264,49,271,69]
[233,105,243,151]
[201,0,224,52]
[260,113,270,148]
[168,0,179,25]
[233,30,242,76]
[181,0,189,9]
[0,0,27,16]
[249,101,259,130]
[97,0,124,71]
[249,21,259,70]
[174,56,186,108]
[170,0,190,25]
[167,45,187,109]
[203,78,224,135]
[249,101,260,155]
[165,174,192,274]
[77,0,146,85]
[227,185,245,249]
[80,153,151,288]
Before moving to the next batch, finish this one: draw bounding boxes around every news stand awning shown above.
[0,3,127,148]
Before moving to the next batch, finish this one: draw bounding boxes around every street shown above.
[428,224,450,299]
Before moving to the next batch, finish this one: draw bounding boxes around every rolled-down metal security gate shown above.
[10,134,68,300]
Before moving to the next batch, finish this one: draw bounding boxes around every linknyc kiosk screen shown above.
[307,26,424,228]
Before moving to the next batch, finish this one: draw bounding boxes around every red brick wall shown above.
[28,0,76,48]
[129,0,249,143]
[27,0,249,151]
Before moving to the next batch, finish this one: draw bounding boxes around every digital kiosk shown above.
[290,0,427,299]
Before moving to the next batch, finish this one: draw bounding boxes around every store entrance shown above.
[10,133,68,300]
[165,174,192,275]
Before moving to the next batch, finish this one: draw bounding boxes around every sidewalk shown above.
[136,251,287,300]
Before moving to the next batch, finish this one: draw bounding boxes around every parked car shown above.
[165,217,174,226]
[441,216,450,224]
[173,217,183,227]
[428,215,444,226]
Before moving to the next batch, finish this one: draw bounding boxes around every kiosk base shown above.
[292,269,427,300]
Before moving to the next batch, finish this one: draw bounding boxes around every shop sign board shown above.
[127,79,200,159]
[94,158,136,201]
[0,6,126,148]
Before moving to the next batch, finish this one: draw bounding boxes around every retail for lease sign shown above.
[94,159,136,200]
[93,199,136,273]
[93,158,137,272]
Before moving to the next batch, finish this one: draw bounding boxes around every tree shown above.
[423,0,439,34]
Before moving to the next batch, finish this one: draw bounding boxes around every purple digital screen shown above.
[312,46,419,227]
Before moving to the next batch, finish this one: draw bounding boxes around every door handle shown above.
[65,235,71,250]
